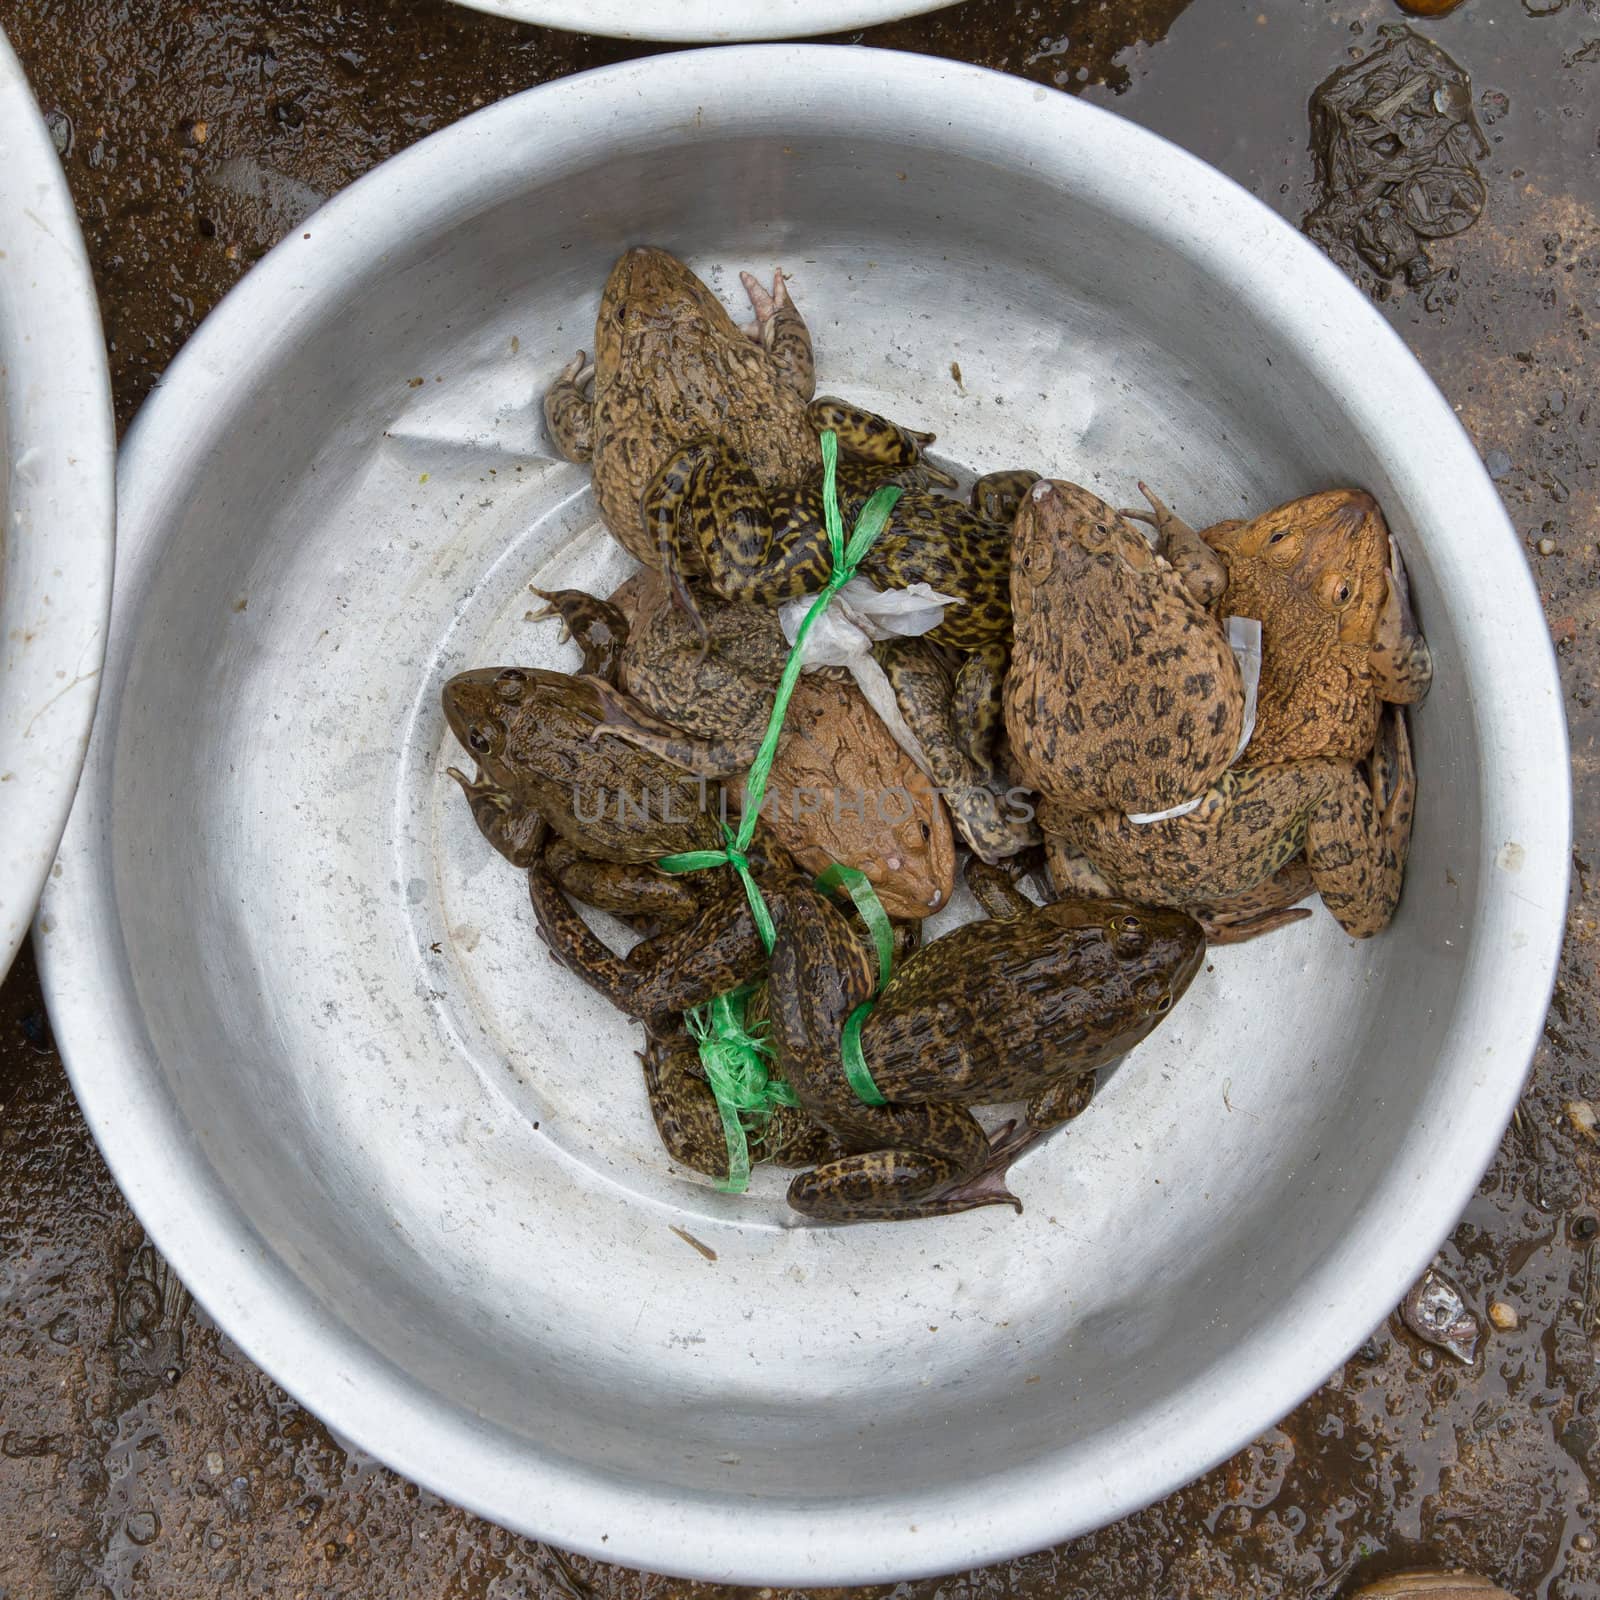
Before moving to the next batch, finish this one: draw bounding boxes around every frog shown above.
[1003,478,1246,819]
[1044,703,1415,940]
[1130,486,1432,765]
[542,245,954,573]
[759,885,1205,1222]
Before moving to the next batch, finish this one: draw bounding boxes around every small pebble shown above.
[1568,1100,1598,1140]
[1538,537,1558,556]
[1484,448,1513,479]
[1488,1299,1519,1331]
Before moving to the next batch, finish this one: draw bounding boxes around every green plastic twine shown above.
[658,432,902,1184]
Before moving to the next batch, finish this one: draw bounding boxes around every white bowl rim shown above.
[38,44,1570,1585]
[0,25,115,982]
[446,0,947,43]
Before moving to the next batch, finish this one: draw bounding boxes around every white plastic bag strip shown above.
[777,579,963,775]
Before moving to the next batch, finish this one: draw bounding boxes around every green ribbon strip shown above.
[657,431,901,1187]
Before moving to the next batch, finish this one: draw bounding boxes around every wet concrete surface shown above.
[0,0,1596,1594]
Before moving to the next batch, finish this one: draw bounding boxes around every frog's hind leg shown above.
[529,586,630,683]
[952,642,1008,780]
[582,676,764,779]
[739,268,815,402]
[1306,707,1415,938]
[643,436,819,629]
[785,1102,1010,1223]
[1122,483,1229,610]
[1187,856,1316,945]
[526,854,637,1012]
[641,1025,734,1180]
[542,350,596,463]
[807,397,959,489]
[965,858,1036,921]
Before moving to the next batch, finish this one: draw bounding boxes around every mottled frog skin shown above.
[761,886,1204,1222]
[1046,704,1415,940]
[544,246,821,566]
[1004,480,1245,818]
[1195,488,1433,764]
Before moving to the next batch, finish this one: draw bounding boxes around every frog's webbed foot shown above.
[582,676,762,779]
[807,397,959,490]
[447,764,548,868]
[1122,483,1229,610]
[739,268,816,402]
[543,349,596,463]
[529,586,631,682]
[970,469,1041,526]
[1369,538,1433,705]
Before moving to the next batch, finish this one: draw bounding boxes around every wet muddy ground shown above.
[1,0,1596,1594]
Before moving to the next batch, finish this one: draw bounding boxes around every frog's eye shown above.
[467,720,504,757]
[1318,571,1356,610]
[1117,914,1142,932]
[1153,993,1174,1014]
[494,668,529,703]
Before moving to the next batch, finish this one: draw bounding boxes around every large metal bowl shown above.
[0,25,115,981]
[39,46,1567,1584]
[446,0,945,41]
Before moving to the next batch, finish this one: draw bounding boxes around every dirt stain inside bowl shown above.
[3,0,1599,1595]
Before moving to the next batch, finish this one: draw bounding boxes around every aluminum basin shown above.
[0,24,115,981]
[39,46,1568,1585]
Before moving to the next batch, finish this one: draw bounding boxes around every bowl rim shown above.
[444,0,946,43]
[0,24,116,982]
[37,43,1571,1584]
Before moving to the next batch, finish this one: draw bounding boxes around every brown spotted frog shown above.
[733,886,1203,1222]
[1134,486,1432,765]
[1046,702,1415,940]
[1004,479,1246,819]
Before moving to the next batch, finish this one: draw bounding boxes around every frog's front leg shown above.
[447,764,548,868]
[1306,707,1415,938]
[543,350,595,463]
[583,677,764,778]
[965,858,1036,921]
[1123,484,1230,611]
[785,1101,1010,1223]
[1368,543,1433,706]
[529,587,630,683]
[807,398,958,488]
[740,269,815,402]
[970,469,1041,526]
[1027,1071,1096,1131]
